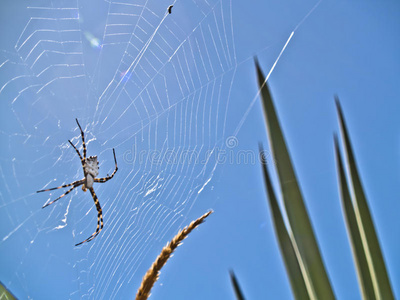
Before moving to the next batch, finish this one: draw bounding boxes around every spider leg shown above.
[68,139,85,168]
[75,187,103,246]
[42,182,83,208]
[37,179,85,193]
[75,118,86,160]
[94,149,118,183]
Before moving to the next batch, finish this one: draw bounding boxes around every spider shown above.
[37,119,118,246]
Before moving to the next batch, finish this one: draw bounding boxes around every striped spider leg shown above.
[37,119,118,246]
[37,179,85,208]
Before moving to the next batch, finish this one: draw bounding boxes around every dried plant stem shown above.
[135,210,213,300]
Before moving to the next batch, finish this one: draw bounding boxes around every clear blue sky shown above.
[0,0,399,299]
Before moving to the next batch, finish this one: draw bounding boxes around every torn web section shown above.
[72,0,236,299]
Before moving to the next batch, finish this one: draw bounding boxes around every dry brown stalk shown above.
[135,210,213,300]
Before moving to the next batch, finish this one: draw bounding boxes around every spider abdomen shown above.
[85,156,99,177]
[82,156,99,191]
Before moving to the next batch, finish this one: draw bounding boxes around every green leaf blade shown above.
[255,59,335,300]
[229,270,246,300]
[259,144,310,300]
[336,99,394,300]
[334,135,376,299]
[0,281,17,300]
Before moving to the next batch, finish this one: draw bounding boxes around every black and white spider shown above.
[37,119,118,246]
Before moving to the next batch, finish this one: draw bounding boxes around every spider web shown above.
[0,0,316,297]
[0,0,238,298]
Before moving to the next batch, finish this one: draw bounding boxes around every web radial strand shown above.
[0,0,236,299]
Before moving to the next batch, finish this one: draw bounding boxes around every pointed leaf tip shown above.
[333,133,339,149]
[229,270,246,300]
[336,103,395,299]
[258,141,264,153]
[254,56,260,68]
[256,62,335,299]
[335,96,345,123]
